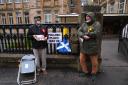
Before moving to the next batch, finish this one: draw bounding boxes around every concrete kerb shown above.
[0,53,80,70]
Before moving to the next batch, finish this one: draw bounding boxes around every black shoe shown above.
[36,71,40,76]
[79,72,89,77]
[90,74,96,81]
[97,69,104,74]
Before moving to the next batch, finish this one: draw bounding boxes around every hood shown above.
[86,12,96,22]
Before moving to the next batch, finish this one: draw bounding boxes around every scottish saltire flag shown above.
[56,37,71,53]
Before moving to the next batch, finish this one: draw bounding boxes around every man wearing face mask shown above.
[27,16,48,75]
[78,12,101,80]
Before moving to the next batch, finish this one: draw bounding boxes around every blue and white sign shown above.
[56,37,71,53]
[48,32,62,43]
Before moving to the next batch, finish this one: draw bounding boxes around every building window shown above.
[119,0,125,13]
[0,0,4,4]
[24,12,29,24]
[120,0,125,3]
[7,0,13,3]
[81,0,88,6]
[15,0,21,3]
[44,0,50,1]
[1,14,6,25]
[16,12,22,24]
[36,2,41,8]
[44,10,52,23]
[44,14,52,23]
[24,4,29,8]
[23,0,29,2]
[55,15,60,23]
[8,13,13,24]
[54,10,60,23]
[69,0,75,7]
[101,7,106,13]
[54,0,59,6]
[110,5,114,13]
[54,10,58,14]
[37,11,41,14]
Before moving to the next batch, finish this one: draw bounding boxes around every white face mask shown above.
[36,21,41,24]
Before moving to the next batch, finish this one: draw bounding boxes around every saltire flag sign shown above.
[56,37,71,53]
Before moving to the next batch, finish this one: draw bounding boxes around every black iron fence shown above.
[0,24,80,54]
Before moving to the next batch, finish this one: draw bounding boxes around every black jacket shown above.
[27,24,48,49]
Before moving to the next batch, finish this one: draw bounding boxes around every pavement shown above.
[0,39,128,85]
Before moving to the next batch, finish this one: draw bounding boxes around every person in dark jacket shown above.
[78,12,101,79]
[27,16,48,75]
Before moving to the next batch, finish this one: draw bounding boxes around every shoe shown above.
[97,69,104,74]
[36,71,40,76]
[41,69,48,75]
[79,72,89,77]
[36,69,41,75]
[91,74,96,81]
[37,68,41,72]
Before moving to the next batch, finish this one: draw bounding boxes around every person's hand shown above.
[79,38,83,42]
[33,35,37,39]
[83,35,90,40]
[33,35,39,41]
[44,37,47,41]
[33,35,45,41]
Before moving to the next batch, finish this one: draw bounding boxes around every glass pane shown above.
[0,0,4,3]
[120,0,125,3]
[8,0,13,3]
[15,0,21,3]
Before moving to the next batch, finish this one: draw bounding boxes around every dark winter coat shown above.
[27,24,47,49]
[78,12,101,55]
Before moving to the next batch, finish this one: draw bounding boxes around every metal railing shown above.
[118,24,128,57]
[118,38,128,57]
[0,24,80,54]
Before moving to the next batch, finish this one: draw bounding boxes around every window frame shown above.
[24,12,29,24]
[7,0,13,3]
[44,14,52,24]
[0,0,5,4]
[8,13,14,25]
[16,12,22,24]
[15,0,21,3]
[23,0,29,2]
[119,0,125,13]
[1,14,6,25]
